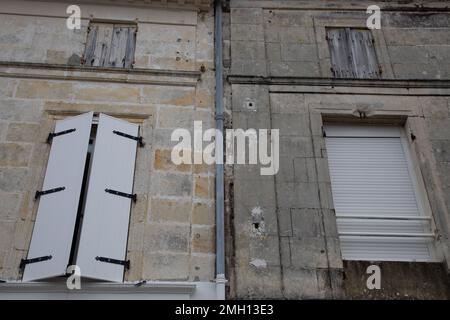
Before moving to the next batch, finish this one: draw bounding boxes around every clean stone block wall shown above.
[0,3,216,284]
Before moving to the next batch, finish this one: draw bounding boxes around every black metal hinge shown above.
[113,130,144,147]
[105,188,137,202]
[47,128,76,144]
[20,255,52,270]
[95,256,130,270]
[35,187,65,200]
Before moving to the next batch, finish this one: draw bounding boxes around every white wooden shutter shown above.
[76,114,139,282]
[325,125,434,262]
[23,112,93,281]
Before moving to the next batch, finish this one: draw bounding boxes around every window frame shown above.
[312,16,394,78]
[324,124,439,262]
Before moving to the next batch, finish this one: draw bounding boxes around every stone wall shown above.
[228,1,450,79]
[228,83,450,299]
[0,1,216,284]
[226,0,450,299]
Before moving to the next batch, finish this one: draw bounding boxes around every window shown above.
[324,125,435,262]
[326,28,380,79]
[84,22,137,68]
[22,112,141,282]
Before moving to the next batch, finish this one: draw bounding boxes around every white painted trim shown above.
[0,281,219,300]
[325,124,402,138]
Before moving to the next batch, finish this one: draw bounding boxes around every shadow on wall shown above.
[343,261,450,299]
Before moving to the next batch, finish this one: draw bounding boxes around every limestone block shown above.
[0,143,31,167]
[149,198,191,223]
[144,223,190,253]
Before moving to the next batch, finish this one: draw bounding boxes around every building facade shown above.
[0,0,219,299]
[1,0,450,301]
[224,0,450,299]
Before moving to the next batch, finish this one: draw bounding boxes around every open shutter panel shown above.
[325,125,434,262]
[23,112,93,281]
[327,28,354,78]
[76,114,139,282]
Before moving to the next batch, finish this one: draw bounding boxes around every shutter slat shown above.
[84,26,98,66]
[124,27,137,68]
[23,112,93,281]
[325,125,433,262]
[76,114,139,282]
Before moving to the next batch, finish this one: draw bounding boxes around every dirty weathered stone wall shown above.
[228,1,450,79]
[0,1,216,284]
[226,0,450,299]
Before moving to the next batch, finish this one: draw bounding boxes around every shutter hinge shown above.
[95,256,130,270]
[34,187,66,200]
[20,255,52,270]
[322,127,327,137]
[113,130,144,147]
[47,128,76,144]
[411,133,417,141]
[105,188,137,202]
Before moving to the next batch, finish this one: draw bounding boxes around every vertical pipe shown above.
[214,0,226,300]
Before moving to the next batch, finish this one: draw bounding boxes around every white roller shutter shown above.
[23,112,93,281]
[76,114,139,282]
[325,125,435,261]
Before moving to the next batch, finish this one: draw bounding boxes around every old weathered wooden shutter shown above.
[108,25,137,68]
[327,28,354,78]
[84,23,114,67]
[85,23,136,68]
[349,29,380,79]
[76,114,139,282]
[22,112,93,281]
[327,28,380,79]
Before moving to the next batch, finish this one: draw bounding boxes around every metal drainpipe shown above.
[214,0,226,301]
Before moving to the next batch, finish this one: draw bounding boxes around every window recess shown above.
[22,113,141,283]
[83,22,137,68]
[326,28,381,79]
[324,125,436,262]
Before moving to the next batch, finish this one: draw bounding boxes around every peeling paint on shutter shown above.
[84,23,136,69]
[124,27,137,68]
[84,25,98,66]
[327,28,354,78]
[327,28,380,79]
[108,26,128,68]
[349,29,380,79]
[86,23,114,67]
